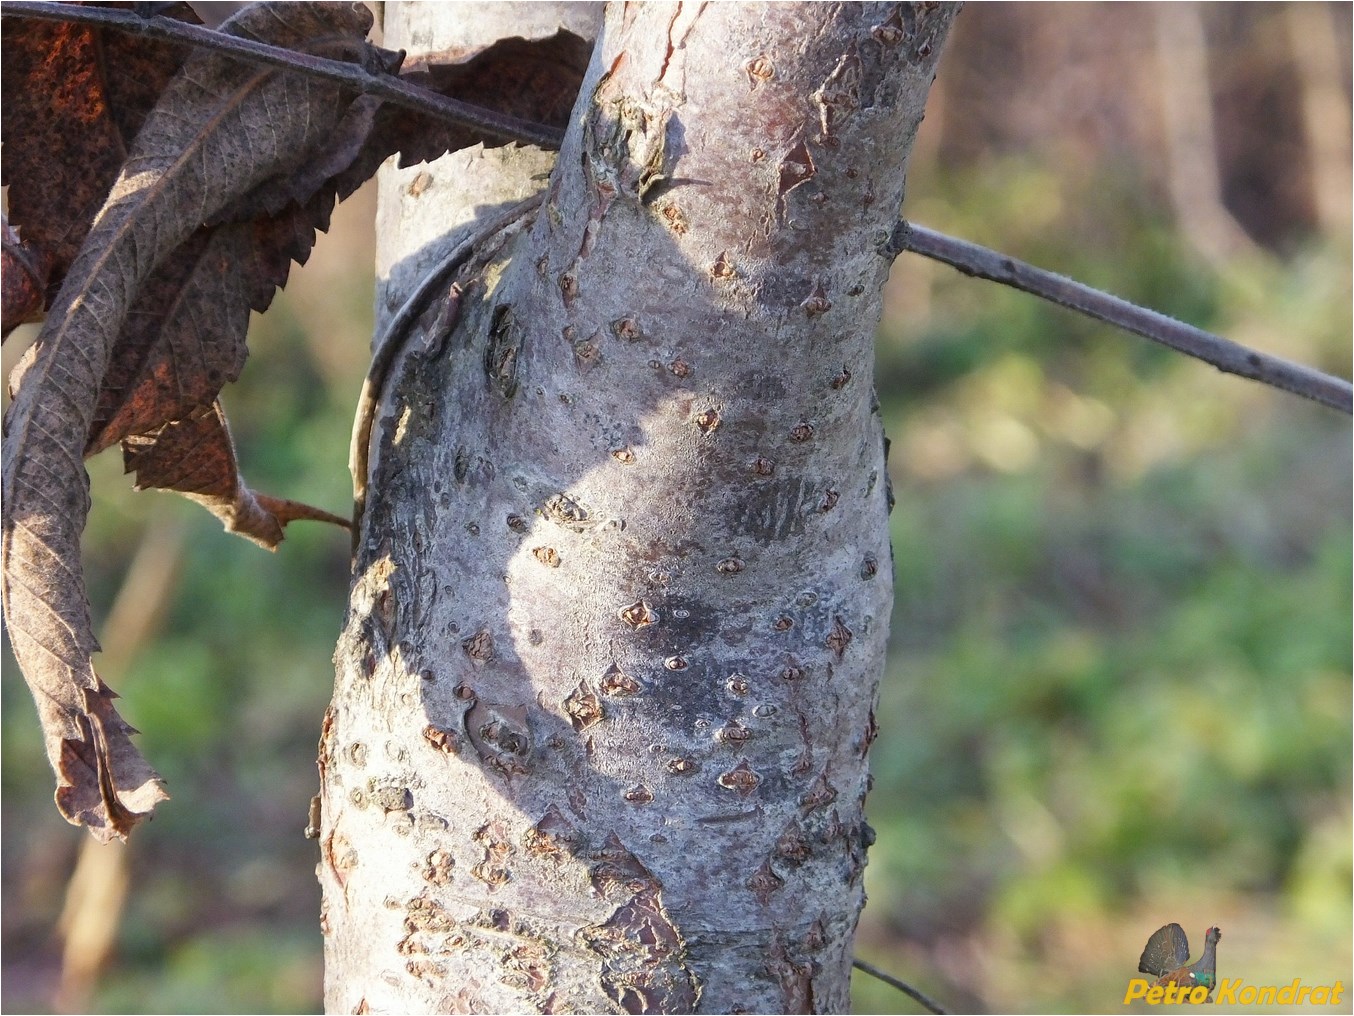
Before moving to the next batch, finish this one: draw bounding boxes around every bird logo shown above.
[1138,924,1222,1000]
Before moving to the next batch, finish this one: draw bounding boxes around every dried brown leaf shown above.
[123,402,348,549]
[332,30,591,194]
[2,216,51,337]
[2,0,376,840]
[0,2,200,296]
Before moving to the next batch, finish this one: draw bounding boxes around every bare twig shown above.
[0,0,567,150]
[853,957,949,1014]
[886,222,1352,415]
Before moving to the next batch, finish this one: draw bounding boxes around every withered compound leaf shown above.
[2,215,51,338]
[123,402,349,549]
[0,1,201,297]
[333,29,591,195]
[1,0,377,840]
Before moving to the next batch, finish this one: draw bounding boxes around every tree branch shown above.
[0,0,567,150]
[11,0,1344,416]
[853,957,949,1014]
[886,222,1352,415]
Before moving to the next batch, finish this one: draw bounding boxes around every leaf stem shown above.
[886,222,1352,415]
[0,0,567,150]
[853,957,949,1014]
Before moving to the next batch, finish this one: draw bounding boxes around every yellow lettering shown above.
[1123,979,1150,1003]
[1278,979,1300,1004]
[1146,985,1164,1004]
[1296,985,1311,1005]
[1333,981,1345,1005]
[1311,985,1330,1005]
[1238,985,1257,1004]
[1214,978,1239,1005]
[1187,985,1208,1004]
[1258,985,1277,1005]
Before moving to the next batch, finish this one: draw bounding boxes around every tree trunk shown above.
[320,3,955,1012]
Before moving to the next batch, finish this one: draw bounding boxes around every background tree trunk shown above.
[321,4,955,1012]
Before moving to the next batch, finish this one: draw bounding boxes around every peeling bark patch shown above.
[324,831,357,889]
[768,935,817,1014]
[369,779,413,814]
[591,832,661,896]
[565,681,604,731]
[663,655,688,671]
[619,599,658,628]
[861,554,879,579]
[716,759,762,796]
[812,47,863,138]
[600,664,642,696]
[422,848,455,886]
[471,821,513,888]
[532,546,562,568]
[462,630,495,662]
[503,941,552,994]
[789,421,815,442]
[523,805,578,861]
[574,336,601,371]
[623,783,654,804]
[801,278,832,316]
[777,136,816,214]
[611,447,637,465]
[830,364,853,390]
[542,492,592,530]
[825,615,853,658]
[746,859,785,905]
[558,271,578,305]
[485,305,521,397]
[666,756,699,775]
[726,673,750,696]
[871,7,908,46]
[694,408,720,434]
[744,54,775,86]
[799,771,838,812]
[657,201,688,235]
[716,722,751,746]
[423,724,461,755]
[861,709,879,756]
[465,698,531,776]
[611,316,642,341]
[709,251,736,280]
[775,821,812,866]
[751,455,775,477]
[581,889,699,1014]
[818,488,840,513]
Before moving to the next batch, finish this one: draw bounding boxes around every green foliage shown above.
[857,163,1351,1013]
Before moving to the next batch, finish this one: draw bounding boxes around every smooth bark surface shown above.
[322,4,954,1012]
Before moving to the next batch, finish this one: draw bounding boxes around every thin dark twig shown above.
[886,221,1353,415]
[853,957,949,1014]
[0,0,567,150]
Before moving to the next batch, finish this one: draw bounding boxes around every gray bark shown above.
[320,3,955,1012]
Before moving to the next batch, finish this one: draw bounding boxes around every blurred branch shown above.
[0,0,567,150]
[886,221,1354,415]
[1153,3,1263,266]
[55,517,186,1013]
[854,957,949,1014]
[1285,3,1354,236]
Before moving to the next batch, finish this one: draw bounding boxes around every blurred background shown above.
[3,4,1349,1013]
